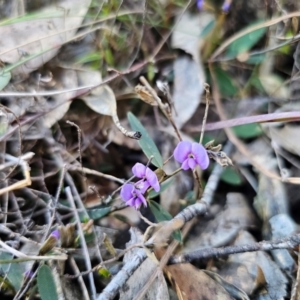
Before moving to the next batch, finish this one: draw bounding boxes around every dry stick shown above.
[70,166,125,185]
[66,121,83,175]
[69,256,91,300]
[199,83,210,145]
[0,105,22,181]
[65,187,97,300]
[0,153,34,196]
[139,76,182,141]
[169,233,300,264]
[208,63,300,185]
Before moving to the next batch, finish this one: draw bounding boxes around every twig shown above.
[0,152,34,196]
[139,76,182,141]
[66,121,83,174]
[199,84,210,145]
[70,166,125,184]
[169,233,300,264]
[65,187,97,300]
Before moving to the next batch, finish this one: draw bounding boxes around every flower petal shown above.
[136,190,147,207]
[120,184,134,201]
[181,159,191,170]
[191,143,210,170]
[188,158,197,170]
[174,141,191,163]
[136,179,150,193]
[126,198,136,207]
[132,163,146,178]
[145,168,160,192]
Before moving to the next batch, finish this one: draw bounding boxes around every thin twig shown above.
[199,84,210,145]
[65,187,97,300]
[169,233,300,264]
[139,76,182,141]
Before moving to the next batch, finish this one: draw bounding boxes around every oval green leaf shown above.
[221,168,242,186]
[149,200,182,242]
[128,112,163,168]
[232,123,262,138]
[0,72,11,91]
[37,265,58,300]
[227,25,266,58]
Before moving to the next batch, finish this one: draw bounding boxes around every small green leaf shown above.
[221,168,242,186]
[0,252,23,291]
[227,24,266,58]
[213,67,238,97]
[199,19,215,38]
[149,200,182,242]
[0,72,11,91]
[37,265,58,300]
[148,178,174,199]
[128,112,163,168]
[232,123,262,138]
[85,207,111,220]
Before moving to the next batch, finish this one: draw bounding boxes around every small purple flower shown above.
[197,0,204,10]
[221,0,231,12]
[121,183,147,209]
[24,270,34,279]
[174,141,209,171]
[132,163,160,192]
[50,230,60,240]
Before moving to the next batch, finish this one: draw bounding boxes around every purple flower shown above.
[197,0,204,10]
[132,163,160,192]
[174,141,209,170]
[121,183,147,209]
[50,230,60,240]
[24,270,34,279]
[222,0,231,12]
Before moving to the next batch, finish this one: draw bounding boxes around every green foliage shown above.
[227,25,266,58]
[128,112,163,168]
[148,178,174,199]
[0,71,11,91]
[149,200,182,242]
[37,265,58,300]
[85,206,112,220]
[0,252,23,291]
[213,67,238,97]
[221,168,242,186]
[232,123,262,138]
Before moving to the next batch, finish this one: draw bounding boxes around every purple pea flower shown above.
[222,0,231,12]
[197,0,204,10]
[120,163,160,209]
[132,163,160,192]
[121,183,147,209]
[50,229,60,240]
[174,141,209,170]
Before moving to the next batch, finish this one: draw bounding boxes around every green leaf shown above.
[213,67,238,97]
[85,206,111,220]
[149,200,182,242]
[37,265,58,300]
[148,178,174,199]
[128,112,163,168]
[227,24,266,58]
[199,19,215,38]
[0,71,11,91]
[232,123,262,138]
[221,168,242,186]
[0,252,23,291]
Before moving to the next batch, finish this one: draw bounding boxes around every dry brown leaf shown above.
[165,263,232,300]
[0,0,92,75]
[218,231,287,299]
[185,193,257,250]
